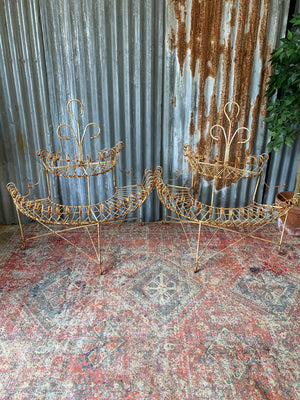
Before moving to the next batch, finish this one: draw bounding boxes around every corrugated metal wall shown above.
[0,0,299,224]
[162,0,300,208]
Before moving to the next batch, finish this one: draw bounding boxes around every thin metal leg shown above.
[252,176,260,202]
[180,219,195,260]
[194,222,202,273]
[104,221,122,255]
[199,224,266,265]
[87,176,91,206]
[84,226,98,260]
[16,207,26,249]
[195,225,220,272]
[278,212,288,252]
[38,221,98,262]
[97,223,102,274]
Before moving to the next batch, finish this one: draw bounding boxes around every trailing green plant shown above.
[265,13,300,201]
[265,13,300,152]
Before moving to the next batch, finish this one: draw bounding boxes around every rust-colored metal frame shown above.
[155,102,297,272]
[7,99,154,274]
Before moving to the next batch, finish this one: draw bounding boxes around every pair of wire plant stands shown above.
[7,99,297,274]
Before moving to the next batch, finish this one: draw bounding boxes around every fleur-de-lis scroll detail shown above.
[57,99,100,162]
[210,101,251,163]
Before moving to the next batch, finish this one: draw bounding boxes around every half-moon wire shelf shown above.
[36,141,125,178]
[155,167,291,227]
[183,144,269,181]
[7,170,154,226]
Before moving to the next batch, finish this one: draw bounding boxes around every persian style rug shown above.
[0,222,299,399]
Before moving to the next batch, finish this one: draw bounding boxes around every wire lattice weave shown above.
[183,144,269,180]
[36,142,125,178]
[155,167,291,227]
[7,169,154,225]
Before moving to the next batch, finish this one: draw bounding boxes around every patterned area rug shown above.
[0,222,299,399]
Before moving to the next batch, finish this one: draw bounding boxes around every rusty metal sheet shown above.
[0,0,296,224]
[163,0,292,202]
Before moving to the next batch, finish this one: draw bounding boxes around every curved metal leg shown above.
[278,212,288,254]
[97,223,102,274]
[16,208,26,249]
[194,222,202,273]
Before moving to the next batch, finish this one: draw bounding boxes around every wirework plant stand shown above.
[155,102,297,272]
[7,99,154,274]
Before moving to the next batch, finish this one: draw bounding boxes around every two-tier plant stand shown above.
[155,102,295,272]
[7,99,154,274]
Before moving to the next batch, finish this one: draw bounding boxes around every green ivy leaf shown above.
[265,13,300,152]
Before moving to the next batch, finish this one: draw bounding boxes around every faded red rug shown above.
[0,222,299,399]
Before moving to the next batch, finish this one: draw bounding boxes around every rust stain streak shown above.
[168,28,177,51]
[217,3,237,147]
[194,0,224,134]
[172,0,188,75]
[168,0,273,192]
[189,112,195,137]
[231,0,254,157]
[171,96,177,107]
[17,131,27,153]
[250,0,271,150]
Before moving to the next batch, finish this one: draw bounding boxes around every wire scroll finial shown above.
[210,101,251,163]
[57,99,101,162]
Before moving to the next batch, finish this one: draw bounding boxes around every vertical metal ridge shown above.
[0,0,51,223]
[164,0,292,209]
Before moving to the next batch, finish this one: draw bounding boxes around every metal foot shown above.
[99,262,103,275]
[278,245,287,256]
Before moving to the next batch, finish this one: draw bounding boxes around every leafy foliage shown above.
[265,13,300,152]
